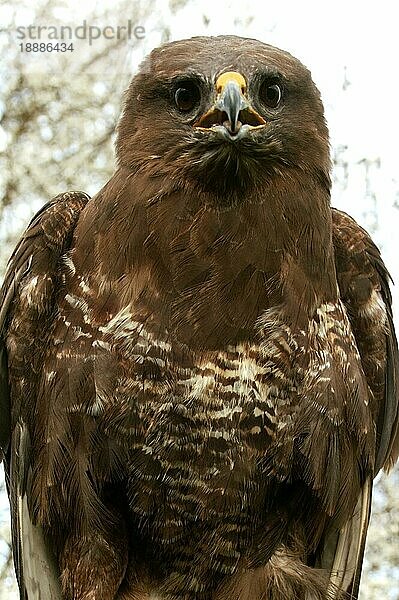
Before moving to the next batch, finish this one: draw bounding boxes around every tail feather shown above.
[326,478,372,599]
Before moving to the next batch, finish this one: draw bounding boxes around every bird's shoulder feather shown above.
[0,190,90,596]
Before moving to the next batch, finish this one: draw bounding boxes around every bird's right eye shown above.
[259,79,283,109]
[174,82,201,112]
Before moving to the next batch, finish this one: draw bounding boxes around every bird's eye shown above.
[174,83,201,112]
[259,81,282,108]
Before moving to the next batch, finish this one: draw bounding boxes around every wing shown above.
[0,191,90,599]
[321,208,399,598]
[331,209,399,472]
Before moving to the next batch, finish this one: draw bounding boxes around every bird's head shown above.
[116,36,331,205]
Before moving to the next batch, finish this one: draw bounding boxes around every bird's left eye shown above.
[174,83,201,112]
[259,81,282,108]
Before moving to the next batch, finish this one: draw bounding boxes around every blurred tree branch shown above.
[0,0,158,272]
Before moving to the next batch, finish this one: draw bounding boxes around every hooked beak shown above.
[195,71,266,139]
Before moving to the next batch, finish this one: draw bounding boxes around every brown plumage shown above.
[1,35,398,600]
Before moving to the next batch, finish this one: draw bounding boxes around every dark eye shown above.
[259,81,282,108]
[174,82,201,112]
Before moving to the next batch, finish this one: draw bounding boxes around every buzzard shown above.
[1,35,398,600]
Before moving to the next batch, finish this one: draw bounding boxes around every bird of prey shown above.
[1,35,398,600]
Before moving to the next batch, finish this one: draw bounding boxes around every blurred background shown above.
[0,0,398,597]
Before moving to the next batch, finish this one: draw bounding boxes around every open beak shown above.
[194,71,266,138]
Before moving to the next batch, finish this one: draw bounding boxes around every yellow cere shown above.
[215,71,247,94]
